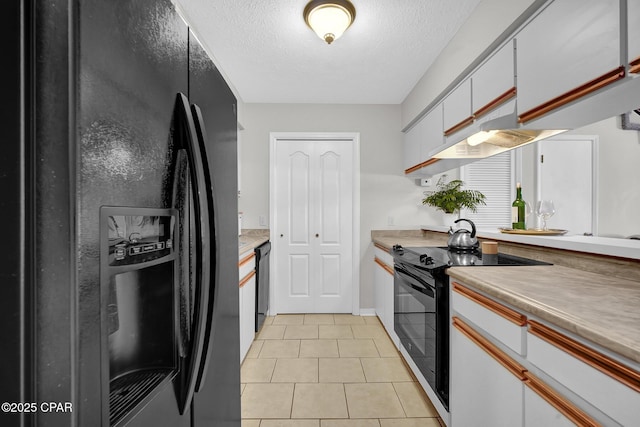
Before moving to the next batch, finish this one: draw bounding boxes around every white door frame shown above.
[269,132,361,315]
[534,134,599,235]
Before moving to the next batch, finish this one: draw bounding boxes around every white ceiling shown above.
[176,0,482,104]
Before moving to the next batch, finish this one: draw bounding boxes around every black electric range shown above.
[391,244,550,411]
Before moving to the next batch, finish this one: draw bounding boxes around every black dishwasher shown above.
[255,241,271,332]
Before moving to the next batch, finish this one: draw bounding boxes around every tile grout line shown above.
[391,381,409,419]
[268,357,275,383]
[289,382,296,420]
[341,382,349,421]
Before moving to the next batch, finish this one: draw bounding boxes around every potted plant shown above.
[422,175,486,224]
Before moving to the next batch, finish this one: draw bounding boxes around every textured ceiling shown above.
[175,0,482,104]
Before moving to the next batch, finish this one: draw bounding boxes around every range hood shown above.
[430,98,566,160]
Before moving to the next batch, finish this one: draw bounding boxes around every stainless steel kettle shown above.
[447,218,479,250]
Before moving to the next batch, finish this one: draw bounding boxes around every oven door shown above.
[394,263,449,409]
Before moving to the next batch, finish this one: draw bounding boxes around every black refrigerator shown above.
[1,0,240,426]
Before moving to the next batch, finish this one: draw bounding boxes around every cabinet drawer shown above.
[451,282,526,355]
[374,244,393,266]
[239,252,256,283]
[527,321,640,427]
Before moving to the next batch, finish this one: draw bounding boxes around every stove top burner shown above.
[419,254,434,265]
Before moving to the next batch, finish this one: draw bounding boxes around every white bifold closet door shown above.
[274,139,353,313]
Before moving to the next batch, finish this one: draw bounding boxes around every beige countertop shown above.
[239,229,270,256]
[447,265,640,365]
[371,229,640,366]
[372,230,448,251]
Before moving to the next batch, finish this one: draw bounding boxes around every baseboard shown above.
[358,308,377,316]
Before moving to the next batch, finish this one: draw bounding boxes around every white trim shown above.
[269,132,361,316]
[358,308,377,317]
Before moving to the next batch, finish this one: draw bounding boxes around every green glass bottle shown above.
[512,182,526,229]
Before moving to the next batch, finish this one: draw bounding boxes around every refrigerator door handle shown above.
[190,103,217,393]
[174,93,212,414]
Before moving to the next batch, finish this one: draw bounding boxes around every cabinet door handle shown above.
[280,234,284,237]
[315,233,319,238]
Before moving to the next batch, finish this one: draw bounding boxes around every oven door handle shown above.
[394,265,435,297]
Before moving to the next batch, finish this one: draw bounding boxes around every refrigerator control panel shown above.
[102,207,177,266]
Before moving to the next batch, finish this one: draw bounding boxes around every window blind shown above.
[460,152,513,229]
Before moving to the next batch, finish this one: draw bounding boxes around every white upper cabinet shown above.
[472,40,516,117]
[630,0,640,72]
[443,79,472,136]
[403,104,443,173]
[403,121,422,172]
[516,0,621,122]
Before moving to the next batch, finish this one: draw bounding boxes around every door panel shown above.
[276,139,353,313]
[536,137,594,235]
[290,152,311,244]
[290,255,311,296]
[320,151,341,244]
[321,255,341,296]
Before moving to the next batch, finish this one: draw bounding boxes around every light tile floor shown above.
[241,314,445,427]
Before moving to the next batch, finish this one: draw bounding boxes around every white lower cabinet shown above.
[450,280,622,427]
[239,274,256,361]
[373,246,396,344]
[527,322,640,427]
[524,386,576,427]
[239,252,256,362]
[451,317,524,427]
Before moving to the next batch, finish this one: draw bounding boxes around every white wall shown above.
[239,103,438,310]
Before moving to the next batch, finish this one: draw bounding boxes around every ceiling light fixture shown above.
[303,0,356,45]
